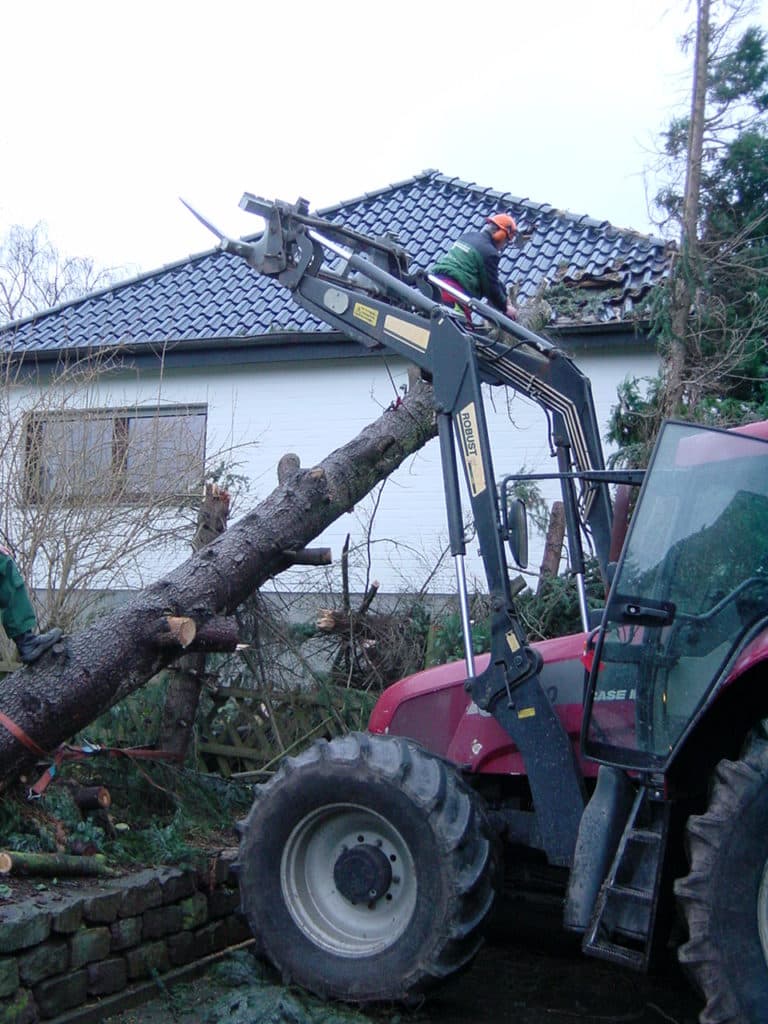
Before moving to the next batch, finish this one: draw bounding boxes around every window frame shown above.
[24,403,208,506]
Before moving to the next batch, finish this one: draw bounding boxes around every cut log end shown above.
[154,616,197,649]
[69,784,111,810]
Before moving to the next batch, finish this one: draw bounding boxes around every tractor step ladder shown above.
[582,786,670,970]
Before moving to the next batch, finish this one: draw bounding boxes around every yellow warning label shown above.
[383,314,430,351]
[518,707,536,720]
[353,302,379,327]
[458,403,487,496]
[506,631,520,653]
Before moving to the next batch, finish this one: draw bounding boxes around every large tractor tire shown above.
[674,732,768,1023]
[234,732,496,1003]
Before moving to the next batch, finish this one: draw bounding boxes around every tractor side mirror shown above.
[506,497,529,569]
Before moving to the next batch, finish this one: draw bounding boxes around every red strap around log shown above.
[0,711,49,758]
[0,712,183,798]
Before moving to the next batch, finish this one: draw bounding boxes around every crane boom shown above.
[196,192,630,864]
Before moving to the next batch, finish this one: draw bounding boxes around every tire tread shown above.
[674,735,768,1023]
[236,731,495,1003]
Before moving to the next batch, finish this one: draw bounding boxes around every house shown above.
[0,170,669,598]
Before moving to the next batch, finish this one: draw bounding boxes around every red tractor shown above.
[199,196,768,1023]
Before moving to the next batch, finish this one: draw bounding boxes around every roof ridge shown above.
[315,170,668,247]
[315,169,439,216]
[426,172,669,246]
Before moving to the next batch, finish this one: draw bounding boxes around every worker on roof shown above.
[432,213,519,321]
[0,546,61,664]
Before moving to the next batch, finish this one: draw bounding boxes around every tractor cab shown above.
[583,419,768,771]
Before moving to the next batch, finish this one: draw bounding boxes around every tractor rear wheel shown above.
[675,731,768,1023]
[235,732,496,1003]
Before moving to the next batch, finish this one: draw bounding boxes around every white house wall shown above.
[12,346,659,595]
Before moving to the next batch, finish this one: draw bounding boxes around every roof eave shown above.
[6,318,655,377]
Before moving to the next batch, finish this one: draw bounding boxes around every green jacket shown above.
[432,228,507,310]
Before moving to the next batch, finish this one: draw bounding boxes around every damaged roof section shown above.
[1,170,672,355]
[539,254,658,325]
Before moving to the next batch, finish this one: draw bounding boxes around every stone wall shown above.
[0,856,251,1023]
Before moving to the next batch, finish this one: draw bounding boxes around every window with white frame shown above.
[25,405,207,504]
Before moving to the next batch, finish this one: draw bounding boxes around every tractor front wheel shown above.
[675,731,768,1023]
[235,732,496,1003]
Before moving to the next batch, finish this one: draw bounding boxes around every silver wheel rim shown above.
[758,857,768,966]
[281,802,418,957]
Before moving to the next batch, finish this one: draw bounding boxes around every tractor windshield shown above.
[583,421,768,770]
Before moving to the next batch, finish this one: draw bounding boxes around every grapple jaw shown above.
[237,193,310,276]
[180,193,310,281]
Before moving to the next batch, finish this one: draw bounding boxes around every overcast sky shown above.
[2,1,766,278]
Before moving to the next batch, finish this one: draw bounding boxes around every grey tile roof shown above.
[1,170,671,354]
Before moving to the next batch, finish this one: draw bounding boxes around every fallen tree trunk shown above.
[0,378,437,787]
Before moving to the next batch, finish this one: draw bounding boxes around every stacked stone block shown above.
[0,857,251,1022]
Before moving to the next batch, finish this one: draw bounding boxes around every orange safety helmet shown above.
[485,213,517,243]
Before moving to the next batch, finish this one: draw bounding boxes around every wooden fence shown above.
[195,684,377,779]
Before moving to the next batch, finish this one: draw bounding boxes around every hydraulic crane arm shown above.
[233,194,615,579]
[202,193,621,865]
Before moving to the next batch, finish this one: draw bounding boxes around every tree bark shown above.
[283,548,332,566]
[665,0,710,417]
[0,378,437,786]
[682,0,709,259]
[537,501,566,593]
[159,484,232,759]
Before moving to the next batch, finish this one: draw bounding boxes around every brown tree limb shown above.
[282,548,332,566]
[186,616,241,653]
[537,501,566,594]
[358,580,380,616]
[277,456,335,566]
[664,0,710,418]
[159,485,232,759]
[316,584,380,635]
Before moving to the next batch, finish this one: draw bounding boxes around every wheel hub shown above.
[280,803,418,956]
[333,843,392,904]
